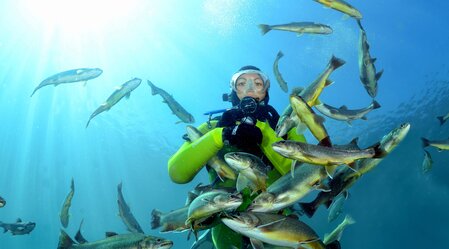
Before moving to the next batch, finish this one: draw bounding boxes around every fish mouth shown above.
[159,241,173,249]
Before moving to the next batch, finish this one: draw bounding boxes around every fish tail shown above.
[147,80,159,95]
[344,214,356,225]
[151,209,163,229]
[437,116,446,126]
[258,24,271,35]
[57,229,75,249]
[421,137,430,148]
[325,240,341,249]
[330,55,346,70]
[372,100,381,109]
[298,202,318,218]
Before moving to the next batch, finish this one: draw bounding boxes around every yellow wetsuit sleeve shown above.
[168,127,224,184]
[256,121,306,176]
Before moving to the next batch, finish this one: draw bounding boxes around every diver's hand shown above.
[222,123,263,149]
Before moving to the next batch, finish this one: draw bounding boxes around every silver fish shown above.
[327,192,347,223]
[323,215,355,245]
[151,206,190,233]
[224,152,269,193]
[31,68,103,96]
[221,212,326,249]
[275,87,305,137]
[0,195,5,208]
[422,150,433,174]
[259,22,332,36]
[357,20,383,98]
[422,137,449,151]
[86,78,142,127]
[60,178,74,228]
[314,100,381,125]
[57,229,173,249]
[0,219,36,235]
[248,163,329,213]
[117,182,144,233]
[273,51,288,92]
[272,140,382,168]
[437,112,449,126]
[314,0,362,19]
[148,80,195,124]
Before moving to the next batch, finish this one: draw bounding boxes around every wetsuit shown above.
[168,104,306,249]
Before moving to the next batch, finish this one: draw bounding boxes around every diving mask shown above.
[230,69,270,94]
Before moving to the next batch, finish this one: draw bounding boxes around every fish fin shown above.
[325,166,335,179]
[83,81,87,86]
[314,114,326,124]
[57,229,76,249]
[313,181,331,192]
[372,100,381,109]
[291,160,297,178]
[151,209,163,229]
[277,50,284,58]
[75,219,88,244]
[105,232,118,237]
[370,58,377,64]
[258,24,271,35]
[236,174,250,193]
[16,218,22,223]
[330,55,346,70]
[2,227,8,233]
[349,137,360,149]
[342,14,350,20]
[125,92,130,99]
[175,120,183,124]
[339,105,348,110]
[250,238,265,249]
[296,122,307,134]
[375,70,384,80]
[296,33,304,37]
[361,116,368,120]
[437,116,446,126]
[318,136,332,147]
[325,79,334,87]
[421,137,430,148]
[346,120,353,126]
[325,240,342,249]
[256,217,286,229]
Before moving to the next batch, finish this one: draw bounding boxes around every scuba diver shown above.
[168,66,307,249]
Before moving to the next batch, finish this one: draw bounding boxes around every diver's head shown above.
[229,65,270,105]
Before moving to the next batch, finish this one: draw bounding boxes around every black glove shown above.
[222,122,263,149]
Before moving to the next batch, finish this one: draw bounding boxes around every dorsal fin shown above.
[339,105,348,110]
[105,232,118,237]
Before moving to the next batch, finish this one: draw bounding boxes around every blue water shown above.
[1,0,448,248]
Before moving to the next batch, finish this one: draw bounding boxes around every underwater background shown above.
[1,0,448,248]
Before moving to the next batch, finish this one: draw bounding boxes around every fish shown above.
[148,80,195,124]
[327,192,347,223]
[290,95,332,147]
[275,55,344,138]
[313,0,362,19]
[258,22,333,36]
[272,140,383,168]
[299,123,410,217]
[422,150,433,174]
[186,191,242,228]
[357,20,383,98]
[86,78,142,127]
[0,195,5,208]
[248,163,330,213]
[273,51,288,92]
[186,125,236,181]
[31,68,103,97]
[300,55,345,107]
[57,229,173,249]
[0,218,36,235]
[275,87,305,137]
[422,137,449,151]
[190,229,214,249]
[224,152,270,193]
[221,212,336,249]
[314,100,381,125]
[323,215,355,245]
[117,182,144,234]
[151,206,190,233]
[60,178,75,228]
[437,112,449,126]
